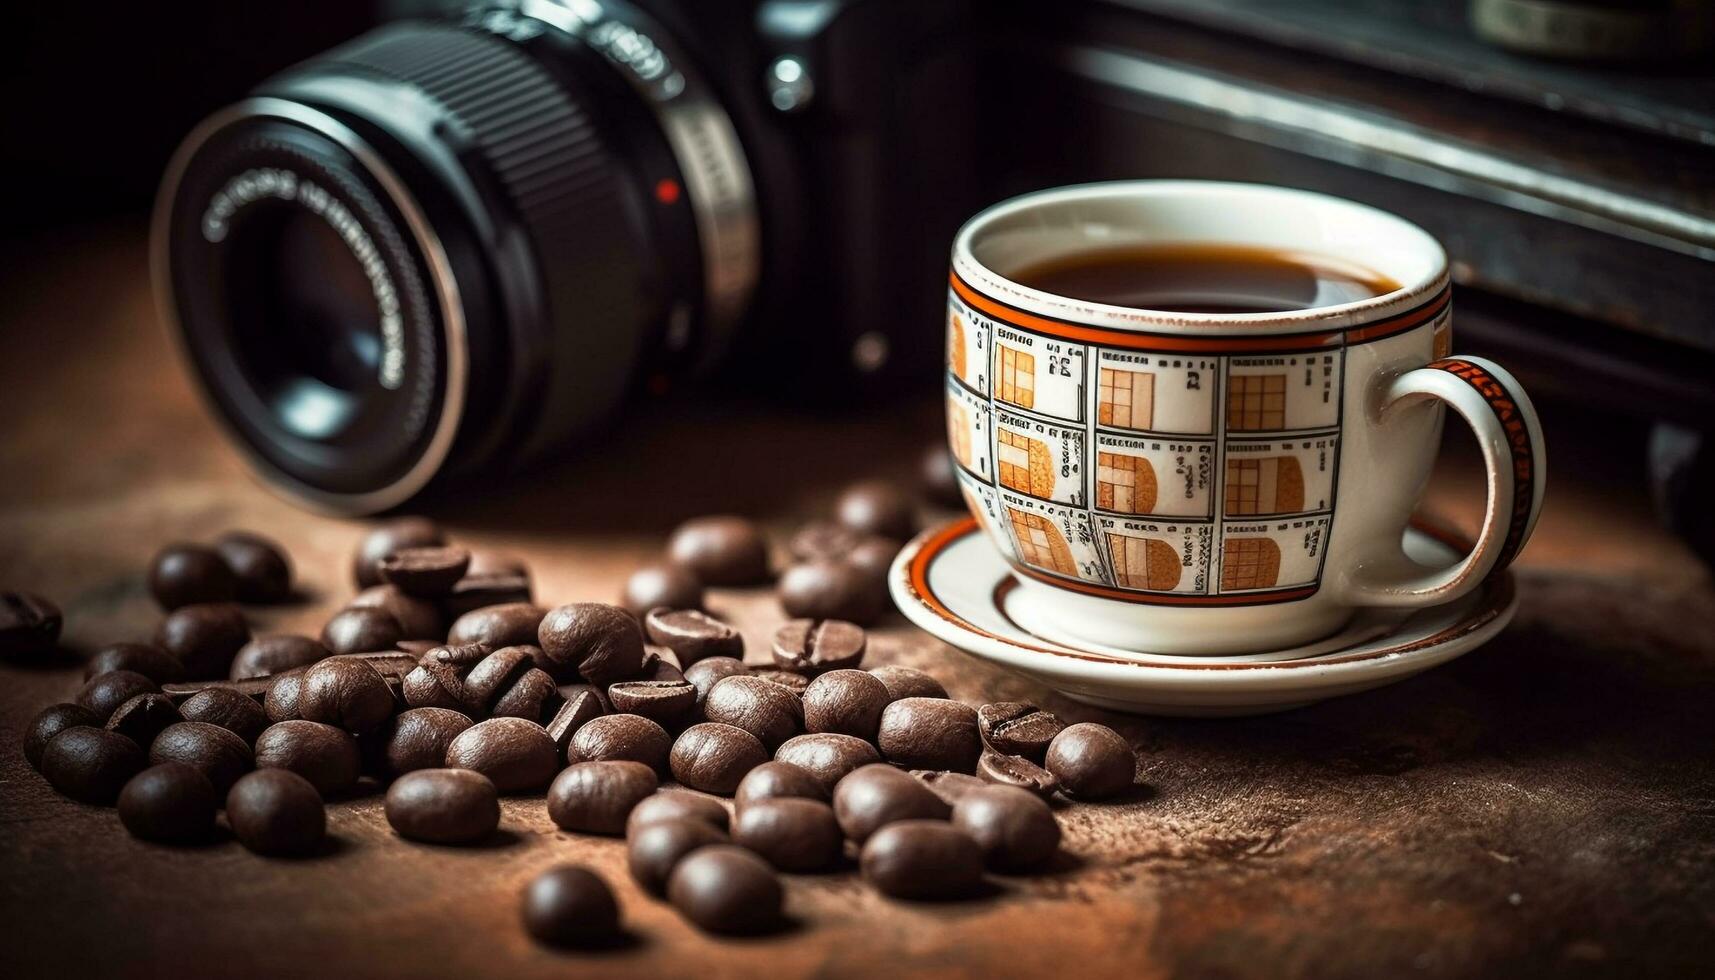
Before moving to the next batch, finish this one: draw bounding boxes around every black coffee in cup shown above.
[1009,243,1400,314]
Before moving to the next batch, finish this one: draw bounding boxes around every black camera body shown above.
[156,0,985,513]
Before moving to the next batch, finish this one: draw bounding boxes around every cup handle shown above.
[1343,355,1547,608]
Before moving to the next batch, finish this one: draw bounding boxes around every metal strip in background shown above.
[1065,46,1715,261]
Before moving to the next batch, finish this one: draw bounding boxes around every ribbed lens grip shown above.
[315,22,625,257]
[303,22,649,459]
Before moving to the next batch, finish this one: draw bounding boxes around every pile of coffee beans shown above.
[12,474,1143,953]
[619,469,943,630]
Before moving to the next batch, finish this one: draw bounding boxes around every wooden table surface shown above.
[3,226,1713,979]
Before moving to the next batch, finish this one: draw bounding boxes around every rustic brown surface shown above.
[3,228,1714,978]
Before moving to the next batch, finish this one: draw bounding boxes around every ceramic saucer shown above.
[888,518,1518,717]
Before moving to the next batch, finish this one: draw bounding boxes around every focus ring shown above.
[314,23,619,235]
[300,22,648,461]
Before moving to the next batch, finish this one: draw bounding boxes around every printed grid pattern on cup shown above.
[946,278,1448,606]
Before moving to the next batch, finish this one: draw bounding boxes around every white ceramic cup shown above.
[944,181,1545,655]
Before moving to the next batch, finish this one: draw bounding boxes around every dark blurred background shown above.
[5,2,385,230]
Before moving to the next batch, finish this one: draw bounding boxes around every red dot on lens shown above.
[654,178,681,205]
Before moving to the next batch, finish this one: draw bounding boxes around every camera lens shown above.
[154,3,757,513]
[230,207,387,437]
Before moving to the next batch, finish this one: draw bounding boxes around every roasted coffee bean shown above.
[156,602,250,679]
[445,717,558,793]
[226,769,325,855]
[396,639,439,656]
[568,713,672,774]
[538,603,646,686]
[778,560,886,626]
[566,682,618,716]
[607,679,696,723]
[402,664,470,714]
[379,546,471,597]
[547,760,659,835]
[385,768,500,844]
[382,707,475,777]
[263,671,306,723]
[643,609,741,666]
[105,693,183,748]
[254,720,361,796]
[832,763,951,843]
[118,762,218,843]
[24,703,102,770]
[869,664,947,701]
[77,670,162,720]
[801,669,889,742]
[319,607,403,658]
[667,845,783,935]
[670,723,769,796]
[419,641,494,669]
[640,648,684,683]
[879,698,981,773]
[522,866,621,949]
[860,819,985,900]
[627,790,730,835]
[735,761,829,810]
[349,585,444,641]
[148,543,239,610]
[467,550,529,579]
[667,516,770,586]
[683,657,749,709]
[1044,723,1136,800]
[229,635,329,681]
[621,563,703,618]
[786,521,868,562]
[977,702,1063,762]
[911,770,989,807]
[545,689,605,756]
[298,657,395,734]
[163,677,273,705]
[353,517,445,589]
[212,530,293,603]
[86,642,184,683]
[953,785,1061,872]
[149,721,253,795]
[846,536,899,581]
[753,669,811,696]
[775,733,880,793]
[772,619,866,675]
[628,818,729,896]
[734,797,843,873]
[334,650,420,679]
[42,726,146,804]
[458,646,532,714]
[977,750,1060,798]
[492,667,560,722]
[178,686,270,745]
[835,480,915,540]
[1,591,62,660]
[443,574,534,620]
[703,675,802,749]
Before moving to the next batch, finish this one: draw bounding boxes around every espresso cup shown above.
[944,181,1545,655]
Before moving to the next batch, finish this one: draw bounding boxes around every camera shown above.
[155,0,983,513]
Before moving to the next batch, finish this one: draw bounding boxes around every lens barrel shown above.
[155,4,757,513]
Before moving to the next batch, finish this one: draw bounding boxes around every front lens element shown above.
[227,204,382,439]
[156,106,454,507]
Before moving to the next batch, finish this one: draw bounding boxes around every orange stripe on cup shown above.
[949,272,1448,354]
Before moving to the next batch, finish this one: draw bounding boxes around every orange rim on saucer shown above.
[899,516,1515,670]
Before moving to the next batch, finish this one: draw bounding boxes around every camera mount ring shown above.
[515,0,760,369]
[151,97,469,515]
